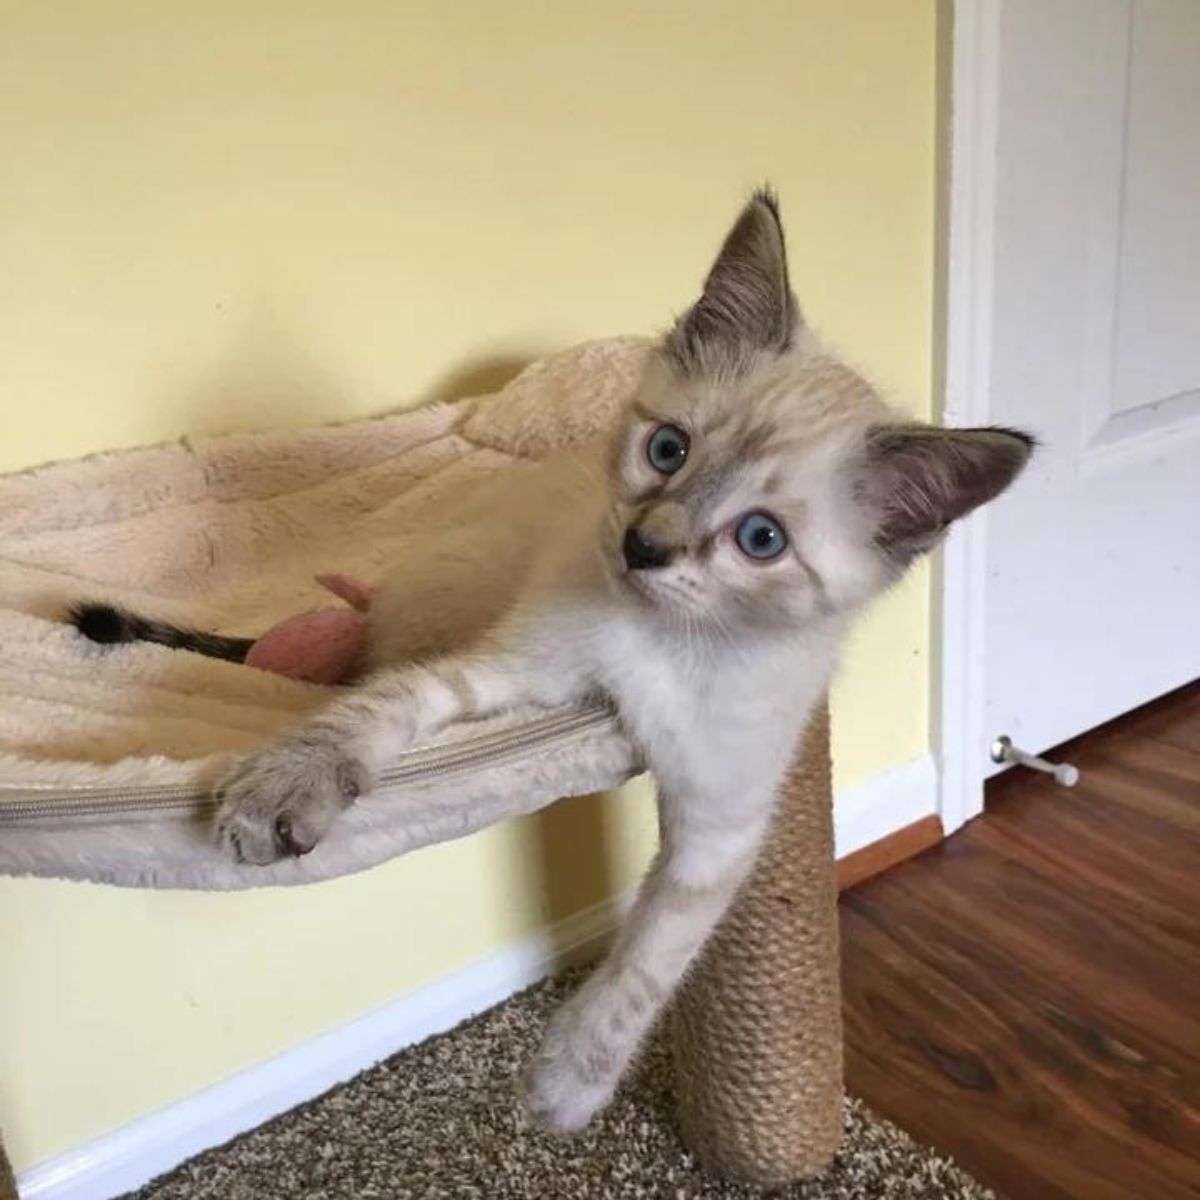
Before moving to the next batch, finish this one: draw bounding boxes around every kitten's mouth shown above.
[604,519,672,609]
[620,568,657,602]
[619,565,697,616]
[611,554,663,607]
[601,528,656,604]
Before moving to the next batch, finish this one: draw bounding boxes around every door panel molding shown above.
[1079,0,1200,461]
[937,0,1002,831]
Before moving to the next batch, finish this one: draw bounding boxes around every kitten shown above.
[79,191,1033,1132]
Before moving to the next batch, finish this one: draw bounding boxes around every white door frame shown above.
[936,0,1002,834]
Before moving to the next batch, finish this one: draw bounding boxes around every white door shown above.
[943,0,1200,809]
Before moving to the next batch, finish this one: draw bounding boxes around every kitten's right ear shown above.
[666,188,800,376]
[859,424,1035,562]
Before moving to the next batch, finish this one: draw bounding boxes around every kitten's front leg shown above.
[524,797,770,1132]
[218,651,579,864]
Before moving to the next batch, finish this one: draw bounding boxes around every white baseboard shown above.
[18,755,936,1200]
[17,891,631,1200]
[832,753,938,859]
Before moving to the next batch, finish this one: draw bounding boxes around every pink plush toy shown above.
[244,574,373,685]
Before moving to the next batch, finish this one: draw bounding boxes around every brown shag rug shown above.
[124,973,993,1199]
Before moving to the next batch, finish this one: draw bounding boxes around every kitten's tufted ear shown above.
[666,188,800,376]
[859,425,1034,562]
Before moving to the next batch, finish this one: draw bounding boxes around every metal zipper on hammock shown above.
[0,703,619,824]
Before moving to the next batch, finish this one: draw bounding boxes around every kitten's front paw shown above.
[216,741,370,865]
[523,1011,616,1134]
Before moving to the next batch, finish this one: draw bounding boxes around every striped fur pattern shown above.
[71,603,254,663]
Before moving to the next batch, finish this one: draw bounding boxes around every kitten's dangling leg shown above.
[523,796,771,1133]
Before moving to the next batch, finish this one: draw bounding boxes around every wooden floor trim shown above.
[836,814,944,892]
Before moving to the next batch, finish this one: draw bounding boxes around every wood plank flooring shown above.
[840,682,1200,1200]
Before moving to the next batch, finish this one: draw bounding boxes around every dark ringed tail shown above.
[69,602,255,664]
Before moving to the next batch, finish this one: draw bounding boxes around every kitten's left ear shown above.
[859,425,1035,561]
[667,188,800,374]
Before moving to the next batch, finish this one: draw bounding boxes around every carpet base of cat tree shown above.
[672,707,843,1186]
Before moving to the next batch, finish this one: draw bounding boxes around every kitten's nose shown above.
[623,527,672,571]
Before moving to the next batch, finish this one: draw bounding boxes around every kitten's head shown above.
[607,189,1032,636]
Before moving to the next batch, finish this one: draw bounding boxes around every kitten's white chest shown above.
[590,618,812,798]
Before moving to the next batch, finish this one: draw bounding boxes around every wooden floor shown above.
[840,681,1200,1200]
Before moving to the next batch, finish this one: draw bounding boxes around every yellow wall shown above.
[0,0,937,1171]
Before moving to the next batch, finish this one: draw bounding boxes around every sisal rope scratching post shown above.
[672,706,842,1186]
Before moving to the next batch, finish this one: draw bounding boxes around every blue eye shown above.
[735,512,788,560]
[646,424,690,475]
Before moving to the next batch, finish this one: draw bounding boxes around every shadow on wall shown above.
[424,354,535,407]
[159,315,362,441]
[159,308,539,442]
[0,1130,16,1200]
[532,791,620,954]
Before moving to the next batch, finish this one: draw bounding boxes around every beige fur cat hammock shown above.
[0,339,843,1185]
